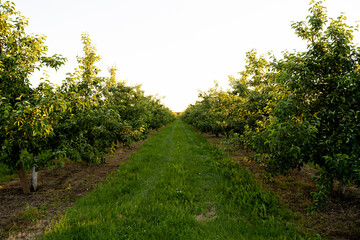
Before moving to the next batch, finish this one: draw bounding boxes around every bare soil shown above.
[1,129,359,240]
[202,132,360,240]
[0,131,157,240]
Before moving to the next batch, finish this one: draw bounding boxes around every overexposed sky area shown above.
[14,0,360,112]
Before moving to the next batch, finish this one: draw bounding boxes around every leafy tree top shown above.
[0,1,66,103]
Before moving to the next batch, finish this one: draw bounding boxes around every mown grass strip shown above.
[40,119,321,240]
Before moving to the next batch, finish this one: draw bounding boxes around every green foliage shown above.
[183,1,360,210]
[41,33,175,164]
[256,0,360,208]
[41,120,315,239]
[0,162,14,182]
[182,83,246,137]
[0,1,66,177]
[20,204,47,222]
[0,1,175,192]
[75,33,102,97]
[0,1,66,104]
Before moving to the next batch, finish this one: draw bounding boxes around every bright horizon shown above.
[15,0,360,112]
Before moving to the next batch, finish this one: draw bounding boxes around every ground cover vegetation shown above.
[0,131,159,239]
[182,0,360,210]
[40,119,321,239]
[0,0,358,238]
[0,1,175,194]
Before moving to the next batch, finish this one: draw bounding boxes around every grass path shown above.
[40,119,319,239]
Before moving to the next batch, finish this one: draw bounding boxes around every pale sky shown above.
[14,0,360,112]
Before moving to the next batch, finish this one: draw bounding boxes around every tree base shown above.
[17,167,31,194]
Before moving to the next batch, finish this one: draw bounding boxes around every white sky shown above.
[14,0,360,112]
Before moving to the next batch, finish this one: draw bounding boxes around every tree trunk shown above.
[31,165,38,191]
[17,167,31,194]
[338,181,346,195]
[329,179,334,193]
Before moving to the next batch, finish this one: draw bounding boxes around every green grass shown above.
[0,162,15,183]
[40,119,322,239]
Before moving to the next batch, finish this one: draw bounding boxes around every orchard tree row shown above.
[182,1,360,209]
[0,1,176,193]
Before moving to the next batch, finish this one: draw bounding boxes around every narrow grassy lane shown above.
[41,119,319,239]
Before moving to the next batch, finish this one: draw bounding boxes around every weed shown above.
[20,204,47,222]
[0,163,15,183]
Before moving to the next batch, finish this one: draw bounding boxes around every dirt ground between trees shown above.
[1,128,359,240]
[202,133,360,240]
[0,130,158,240]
